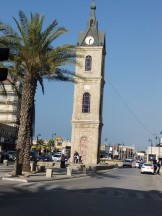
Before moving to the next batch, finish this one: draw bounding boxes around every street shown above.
[0,167,162,216]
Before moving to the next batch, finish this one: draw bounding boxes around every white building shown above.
[0,79,21,126]
[146,145,162,162]
[0,78,21,151]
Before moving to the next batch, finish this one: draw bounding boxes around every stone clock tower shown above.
[71,1,106,165]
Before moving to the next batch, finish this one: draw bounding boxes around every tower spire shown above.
[77,1,105,47]
[87,1,97,29]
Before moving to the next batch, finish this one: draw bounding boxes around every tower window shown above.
[82,93,90,113]
[85,55,92,71]
[90,19,94,27]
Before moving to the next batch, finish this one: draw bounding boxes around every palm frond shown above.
[0,81,7,97]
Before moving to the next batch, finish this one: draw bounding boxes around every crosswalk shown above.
[1,181,162,202]
[0,165,14,172]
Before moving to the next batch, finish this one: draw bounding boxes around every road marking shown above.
[113,190,123,197]
[15,182,36,187]
[135,192,145,199]
[128,191,136,198]
[27,183,44,188]
[150,193,162,201]
[45,184,60,190]
[143,193,153,200]
[98,189,107,195]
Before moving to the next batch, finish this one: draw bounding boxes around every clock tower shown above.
[71,1,106,165]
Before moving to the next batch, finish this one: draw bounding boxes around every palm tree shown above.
[0,11,82,175]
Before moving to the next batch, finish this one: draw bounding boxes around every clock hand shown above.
[89,39,92,44]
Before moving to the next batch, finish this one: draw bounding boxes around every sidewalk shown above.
[0,163,115,183]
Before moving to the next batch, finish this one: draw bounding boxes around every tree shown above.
[36,138,45,154]
[47,139,55,152]
[0,11,82,175]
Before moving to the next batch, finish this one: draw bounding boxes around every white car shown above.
[141,163,154,174]
[52,154,61,162]
[135,161,140,168]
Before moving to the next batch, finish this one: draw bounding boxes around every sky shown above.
[1,0,162,151]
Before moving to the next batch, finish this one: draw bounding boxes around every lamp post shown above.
[105,138,108,156]
[36,133,41,154]
[149,139,153,161]
[149,139,153,154]
[51,133,56,152]
[119,144,124,160]
[52,133,56,140]
[155,136,160,160]
[108,144,111,159]
[37,133,41,145]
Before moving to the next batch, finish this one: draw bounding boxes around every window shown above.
[85,55,92,71]
[90,19,94,27]
[82,93,90,113]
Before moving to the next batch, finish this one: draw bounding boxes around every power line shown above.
[107,78,153,136]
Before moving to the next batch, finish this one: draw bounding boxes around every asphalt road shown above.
[0,167,162,216]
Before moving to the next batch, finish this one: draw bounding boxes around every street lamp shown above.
[155,136,161,160]
[149,139,153,155]
[37,133,41,144]
[108,144,111,158]
[119,144,124,160]
[52,133,56,140]
[104,138,108,156]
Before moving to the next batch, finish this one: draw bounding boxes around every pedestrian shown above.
[60,154,66,168]
[156,160,161,175]
[76,154,80,163]
[153,160,157,174]
[73,151,79,163]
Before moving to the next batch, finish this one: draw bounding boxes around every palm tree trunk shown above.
[14,72,37,175]
[23,132,32,172]
[23,108,34,172]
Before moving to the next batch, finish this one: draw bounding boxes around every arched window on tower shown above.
[85,55,92,71]
[82,93,91,113]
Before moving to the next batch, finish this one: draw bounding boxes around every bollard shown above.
[3,159,8,166]
[91,167,96,174]
[30,161,34,171]
[67,166,72,176]
[83,167,87,174]
[46,168,53,178]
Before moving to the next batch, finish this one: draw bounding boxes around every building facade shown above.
[71,1,106,164]
[146,145,162,162]
[0,79,21,151]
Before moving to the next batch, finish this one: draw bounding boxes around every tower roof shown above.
[77,1,105,47]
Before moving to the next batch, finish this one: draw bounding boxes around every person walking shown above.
[156,160,161,175]
[73,151,79,163]
[153,160,157,174]
[60,154,66,168]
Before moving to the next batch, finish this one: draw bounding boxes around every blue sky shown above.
[1,0,162,150]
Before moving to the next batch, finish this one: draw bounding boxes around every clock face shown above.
[85,36,94,45]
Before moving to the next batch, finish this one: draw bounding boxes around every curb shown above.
[1,174,90,183]
[1,168,117,183]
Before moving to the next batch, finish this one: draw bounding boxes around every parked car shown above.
[123,159,136,168]
[0,152,4,163]
[4,151,16,161]
[141,163,154,174]
[38,154,52,161]
[52,154,62,162]
[135,161,139,168]
[52,153,68,162]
